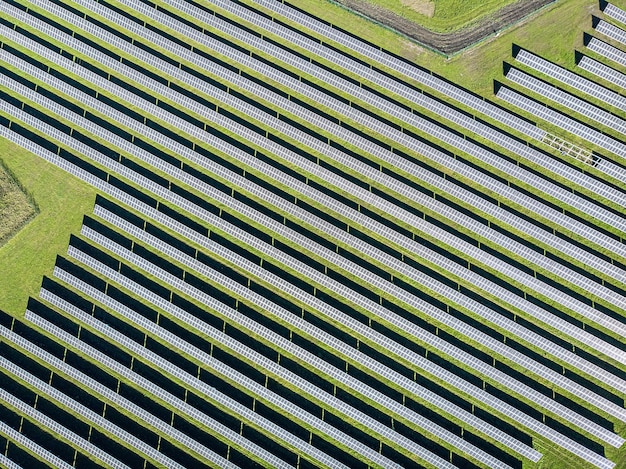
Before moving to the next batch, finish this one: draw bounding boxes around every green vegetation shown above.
[0,153,36,246]
[351,0,519,32]
[0,139,96,315]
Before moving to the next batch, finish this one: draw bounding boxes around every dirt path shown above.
[334,0,556,54]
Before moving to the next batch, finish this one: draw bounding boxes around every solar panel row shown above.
[0,388,129,469]
[594,18,626,48]
[0,336,185,468]
[111,0,626,220]
[514,48,626,112]
[2,3,620,276]
[4,50,624,428]
[578,53,626,91]
[91,198,626,399]
[586,35,626,68]
[69,226,618,468]
[0,1,622,468]
[0,87,616,464]
[41,271,412,469]
[603,2,626,26]
[504,66,626,137]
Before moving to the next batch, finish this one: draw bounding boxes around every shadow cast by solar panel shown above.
[171,415,235,464]
[326,261,382,304]
[236,299,291,340]
[212,345,267,385]
[89,428,145,468]
[0,344,51,391]
[309,426,370,469]
[74,451,106,469]
[6,442,50,469]
[198,366,255,409]
[381,422,448,469]
[49,371,105,415]
[278,353,335,394]
[105,405,160,450]
[133,359,186,400]
[242,424,299,467]
[35,395,91,440]
[266,376,322,418]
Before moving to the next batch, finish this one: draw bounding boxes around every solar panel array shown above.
[514,48,626,111]
[586,35,626,68]
[594,18,626,47]
[496,85,626,159]
[603,2,626,25]
[504,66,626,135]
[0,0,624,468]
[578,53,626,91]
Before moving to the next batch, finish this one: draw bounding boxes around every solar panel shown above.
[603,2,626,26]
[0,418,73,469]
[586,36,626,69]
[0,452,22,469]
[27,0,625,232]
[4,13,626,333]
[496,85,626,160]
[505,66,626,136]
[515,48,626,112]
[37,283,409,469]
[66,241,621,469]
[2,11,620,274]
[578,53,626,91]
[93,198,626,398]
[0,330,185,469]
[0,388,129,469]
[595,18,626,48]
[3,74,625,380]
[0,1,620,464]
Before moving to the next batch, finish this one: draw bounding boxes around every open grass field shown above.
[0,139,95,315]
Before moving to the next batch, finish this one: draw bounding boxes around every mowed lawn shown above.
[0,138,95,316]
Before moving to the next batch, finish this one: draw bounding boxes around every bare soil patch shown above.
[399,0,434,17]
[334,0,556,54]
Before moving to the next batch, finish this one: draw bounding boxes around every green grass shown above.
[0,139,96,316]
[352,0,519,32]
[0,155,36,246]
